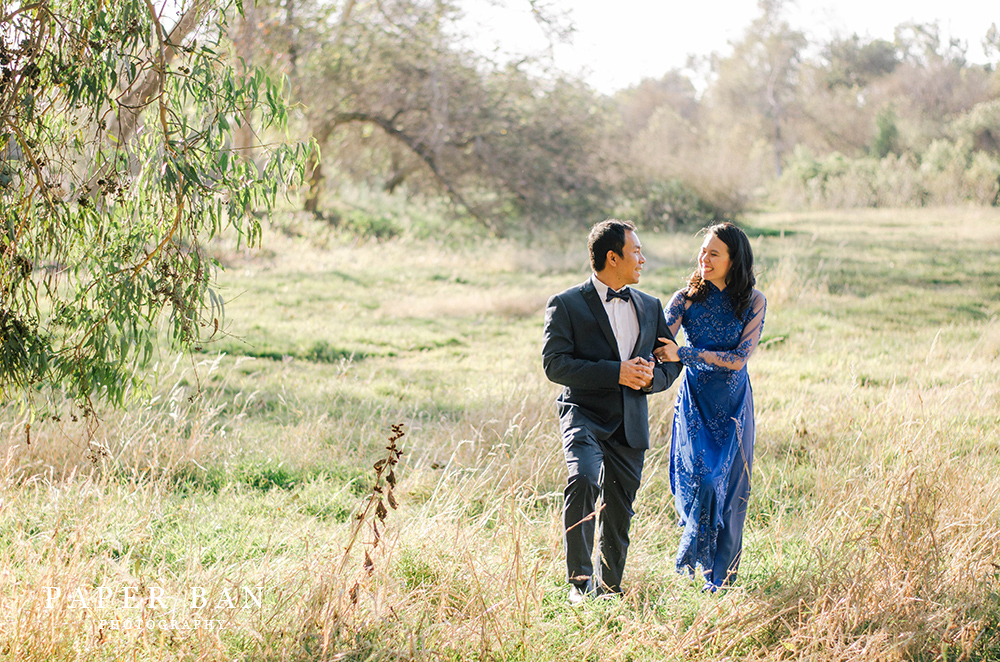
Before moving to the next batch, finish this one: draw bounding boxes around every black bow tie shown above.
[606,287,631,302]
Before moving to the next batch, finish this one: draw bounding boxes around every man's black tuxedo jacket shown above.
[542,278,682,450]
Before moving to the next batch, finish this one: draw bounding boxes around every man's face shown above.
[611,230,645,286]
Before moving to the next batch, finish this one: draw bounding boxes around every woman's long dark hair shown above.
[684,222,756,318]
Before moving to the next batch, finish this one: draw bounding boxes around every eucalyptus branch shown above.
[132,192,185,275]
[0,1,46,23]
[103,0,209,148]
[330,0,357,50]
[8,123,56,217]
[66,188,184,347]
[142,0,175,151]
[0,5,47,126]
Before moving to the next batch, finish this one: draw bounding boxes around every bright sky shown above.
[455,0,999,93]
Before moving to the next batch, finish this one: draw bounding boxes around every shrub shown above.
[615,177,738,230]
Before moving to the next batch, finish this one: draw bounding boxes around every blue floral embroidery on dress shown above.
[665,284,766,586]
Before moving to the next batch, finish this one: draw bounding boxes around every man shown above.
[542,219,681,605]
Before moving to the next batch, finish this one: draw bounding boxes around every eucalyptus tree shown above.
[0,0,308,412]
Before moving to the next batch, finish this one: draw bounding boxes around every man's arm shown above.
[542,294,620,390]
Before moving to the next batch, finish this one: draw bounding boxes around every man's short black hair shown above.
[588,219,637,272]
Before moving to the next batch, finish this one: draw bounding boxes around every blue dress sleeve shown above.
[664,290,687,337]
[678,290,767,372]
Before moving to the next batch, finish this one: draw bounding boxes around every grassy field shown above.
[2,207,1000,661]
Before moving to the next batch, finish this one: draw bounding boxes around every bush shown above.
[615,178,738,230]
[965,151,1000,205]
[328,208,402,240]
[772,142,1000,209]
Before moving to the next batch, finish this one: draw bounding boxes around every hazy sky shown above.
[455,0,999,93]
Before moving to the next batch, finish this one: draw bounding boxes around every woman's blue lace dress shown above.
[665,284,766,588]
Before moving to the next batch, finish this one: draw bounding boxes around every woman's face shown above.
[699,233,732,289]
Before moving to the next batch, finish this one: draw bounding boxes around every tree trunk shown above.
[302,122,334,216]
[303,153,324,216]
[106,0,211,147]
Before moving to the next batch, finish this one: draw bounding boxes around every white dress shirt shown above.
[591,274,639,361]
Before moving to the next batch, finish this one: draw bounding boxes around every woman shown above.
[654,222,766,591]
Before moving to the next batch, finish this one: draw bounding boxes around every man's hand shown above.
[619,357,655,390]
[654,337,680,363]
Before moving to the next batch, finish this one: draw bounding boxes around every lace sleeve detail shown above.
[678,290,767,372]
[664,290,688,337]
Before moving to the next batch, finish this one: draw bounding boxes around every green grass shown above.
[3,207,1000,660]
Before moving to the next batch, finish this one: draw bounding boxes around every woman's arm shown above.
[678,290,767,372]
[664,290,686,337]
[654,290,688,363]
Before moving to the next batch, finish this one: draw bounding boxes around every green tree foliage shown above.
[0,0,308,409]
[872,107,901,158]
[951,99,1000,155]
[823,35,898,89]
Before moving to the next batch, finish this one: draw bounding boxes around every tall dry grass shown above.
[2,209,999,660]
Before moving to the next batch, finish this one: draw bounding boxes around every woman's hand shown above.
[655,337,680,362]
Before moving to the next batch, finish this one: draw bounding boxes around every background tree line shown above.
[242,0,1000,233]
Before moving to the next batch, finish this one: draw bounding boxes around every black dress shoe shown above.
[567,579,593,606]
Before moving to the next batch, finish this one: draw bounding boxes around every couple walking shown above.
[541,219,767,602]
